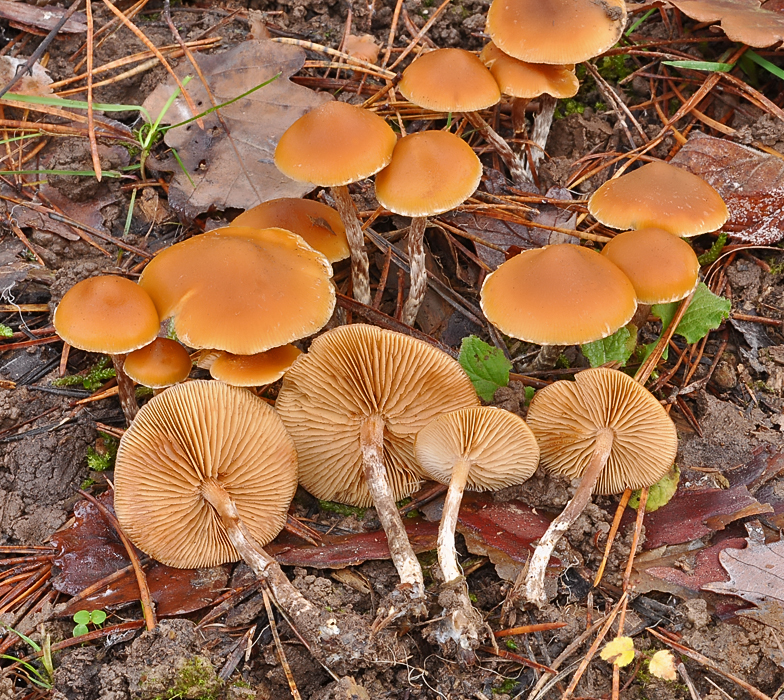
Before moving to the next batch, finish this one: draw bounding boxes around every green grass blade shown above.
[661,60,735,72]
[2,92,152,122]
[626,8,655,36]
[744,50,784,81]
[0,169,122,177]
[124,187,138,236]
[170,147,194,188]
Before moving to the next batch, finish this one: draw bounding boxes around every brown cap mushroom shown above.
[123,337,192,389]
[54,275,160,423]
[486,0,627,65]
[588,161,729,236]
[232,198,350,263]
[209,345,302,387]
[480,42,579,99]
[520,367,677,606]
[601,227,700,305]
[139,226,335,355]
[276,323,480,616]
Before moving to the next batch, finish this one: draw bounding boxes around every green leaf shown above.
[744,50,784,82]
[90,610,107,625]
[0,323,12,338]
[524,386,535,405]
[581,326,636,368]
[630,465,680,512]
[661,60,735,72]
[73,610,90,625]
[72,624,89,638]
[458,335,511,401]
[652,282,731,344]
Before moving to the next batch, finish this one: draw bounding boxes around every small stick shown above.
[85,0,102,182]
[594,488,632,588]
[478,645,556,673]
[387,0,452,71]
[58,342,70,378]
[623,486,648,591]
[261,586,303,700]
[494,622,567,638]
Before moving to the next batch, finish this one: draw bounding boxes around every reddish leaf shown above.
[724,444,784,490]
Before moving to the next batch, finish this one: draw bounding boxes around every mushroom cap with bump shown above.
[526,367,678,495]
[588,161,729,236]
[415,407,539,490]
[274,101,397,187]
[123,338,192,389]
[480,244,637,346]
[138,226,335,355]
[114,380,298,569]
[54,275,160,355]
[480,42,579,99]
[276,324,480,507]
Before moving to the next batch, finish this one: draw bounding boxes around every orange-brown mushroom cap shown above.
[486,0,627,65]
[601,228,700,305]
[526,367,677,494]
[398,48,501,113]
[415,407,539,490]
[480,245,637,346]
[588,161,729,236]
[54,275,159,355]
[480,42,579,99]
[210,345,302,387]
[276,324,480,507]
[114,380,298,569]
[232,198,350,263]
[375,131,482,217]
[274,101,397,187]
[123,338,192,389]
[138,226,335,355]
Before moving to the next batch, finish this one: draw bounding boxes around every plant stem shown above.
[112,354,138,424]
[331,184,371,306]
[401,216,427,326]
[522,428,615,607]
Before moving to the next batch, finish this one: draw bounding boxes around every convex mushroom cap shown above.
[114,380,298,569]
[601,227,700,305]
[139,226,335,355]
[274,101,397,187]
[526,367,678,494]
[210,345,303,387]
[480,42,579,99]
[486,0,627,65]
[480,244,637,346]
[398,48,501,113]
[54,275,159,354]
[588,161,729,236]
[233,198,350,263]
[123,338,192,389]
[375,131,482,217]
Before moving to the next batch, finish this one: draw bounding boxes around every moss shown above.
[318,500,366,518]
[493,677,517,695]
[53,356,115,391]
[152,657,220,700]
[86,433,119,472]
[596,55,634,82]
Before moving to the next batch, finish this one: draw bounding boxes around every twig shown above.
[388,0,452,71]
[494,622,567,638]
[594,488,631,588]
[261,586,302,700]
[85,0,101,181]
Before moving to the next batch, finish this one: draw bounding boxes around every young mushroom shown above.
[375,130,482,326]
[519,367,678,607]
[123,337,192,392]
[415,406,539,663]
[54,275,160,423]
[276,324,480,620]
[209,345,302,387]
[274,101,397,305]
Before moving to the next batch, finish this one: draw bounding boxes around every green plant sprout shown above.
[53,356,115,392]
[0,624,54,689]
[0,323,11,338]
[72,609,107,637]
[698,231,727,266]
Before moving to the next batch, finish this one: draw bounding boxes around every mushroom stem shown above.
[200,478,319,622]
[526,94,557,178]
[331,184,372,306]
[438,457,471,583]
[112,354,139,424]
[401,216,428,327]
[360,414,426,609]
[463,111,533,187]
[521,427,615,607]
[526,344,565,372]
[629,303,652,331]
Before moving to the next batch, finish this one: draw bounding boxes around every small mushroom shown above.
[275,101,397,305]
[520,367,678,607]
[375,130,482,326]
[415,406,539,663]
[123,338,192,391]
[54,275,160,423]
[209,345,302,387]
[276,324,480,620]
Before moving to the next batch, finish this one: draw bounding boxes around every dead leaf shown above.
[141,39,331,218]
[0,56,51,96]
[344,34,381,64]
[669,0,784,47]
[0,0,86,33]
[704,536,784,605]
[670,132,784,244]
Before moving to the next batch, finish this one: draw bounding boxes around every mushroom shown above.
[480,244,637,370]
[415,406,539,663]
[274,101,397,305]
[601,227,700,330]
[123,338,192,392]
[209,345,302,387]
[519,367,677,606]
[54,275,160,423]
[138,226,335,355]
[588,161,729,236]
[276,323,480,619]
[113,379,392,670]
[375,130,482,326]
[232,197,350,264]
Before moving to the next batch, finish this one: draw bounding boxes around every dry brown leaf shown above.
[669,0,784,47]
[0,56,51,96]
[142,39,331,218]
[0,0,86,33]
[670,132,784,244]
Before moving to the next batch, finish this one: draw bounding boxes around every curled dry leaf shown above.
[668,0,784,47]
[670,132,784,245]
[649,650,678,681]
[141,39,331,218]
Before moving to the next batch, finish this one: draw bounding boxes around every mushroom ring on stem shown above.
[519,367,678,607]
[276,323,480,619]
[415,406,539,663]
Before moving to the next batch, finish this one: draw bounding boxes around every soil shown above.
[2,1,784,699]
